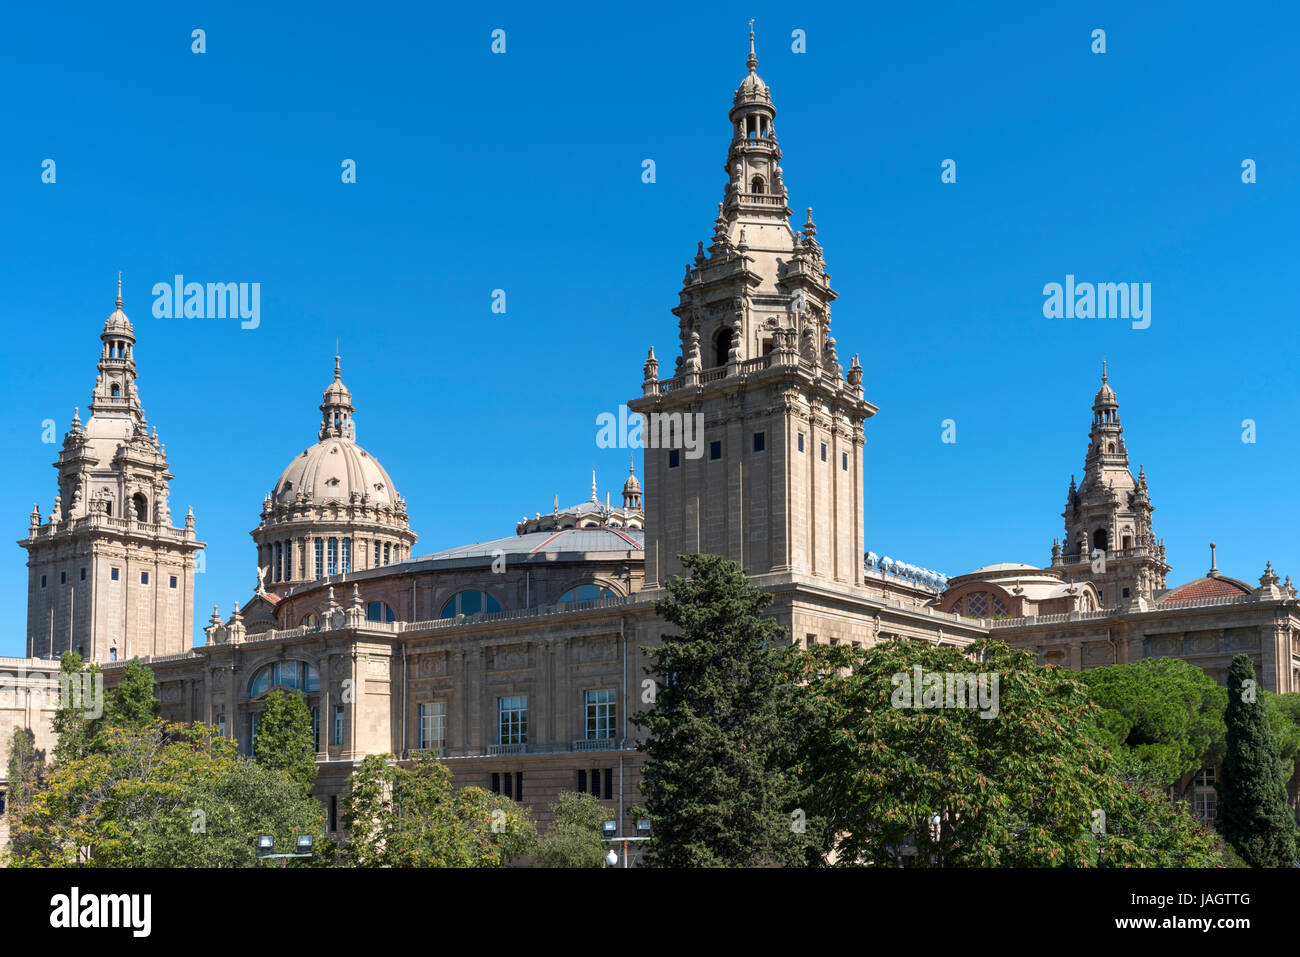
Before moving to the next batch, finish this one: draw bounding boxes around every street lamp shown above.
[256,834,315,868]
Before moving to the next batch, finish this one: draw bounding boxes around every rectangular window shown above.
[585,689,616,740]
[797,432,805,452]
[577,769,587,793]
[327,538,338,576]
[384,542,391,565]
[312,707,320,752]
[80,568,86,581]
[111,567,119,581]
[498,696,527,745]
[60,571,66,585]
[820,443,827,462]
[329,795,338,832]
[1122,587,1130,598]
[284,544,292,580]
[418,701,446,751]
[516,772,523,802]
[709,440,721,460]
[753,431,765,452]
[274,543,282,582]
[373,541,380,567]
[503,773,513,799]
[604,768,612,801]
[315,538,324,579]
[341,538,351,574]
[41,575,46,588]
[140,572,149,585]
[491,773,501,795]
[841,452,848,470]
[590,768,600,797]
[333,705,345,746]
[170,575,178,589]
[216,711,226,738]
[668,449,680,468]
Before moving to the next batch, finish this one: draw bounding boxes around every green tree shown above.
[9,720,329,867]
[632,553,812,867]
[795,638,1223,867]
[341,752,533,867]
[253,689,318,798]
[1215,655,1297,867]
[534,791,608,868]
[1079,657,1227,792]
[1262,691,1300,811]
[51,651,100,764]
[100,657,159,734]
[5,727,40,816]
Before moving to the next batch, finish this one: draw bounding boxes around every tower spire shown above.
[115,271,123,309]
[747,19,757,73]
[1102,357,1108,384]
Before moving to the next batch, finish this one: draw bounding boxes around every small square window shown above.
[170,576,178,589]
[842,452,848,471]
[140,572,149,585]
[111,568,120,581]
[753,432,765,453]
[1121,587,1130,598]
[820,443,827,462]
[668,449,680,469]
[709,440,721,460]
[797,433,805,452]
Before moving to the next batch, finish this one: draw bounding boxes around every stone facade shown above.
[6,27,1300,852]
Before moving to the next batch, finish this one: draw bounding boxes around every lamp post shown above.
[256,834,315,868]
[601,818,651,868]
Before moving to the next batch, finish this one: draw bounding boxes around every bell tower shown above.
[629,25,876,588]
[20,279,204,662]
[1052,362,1168,606]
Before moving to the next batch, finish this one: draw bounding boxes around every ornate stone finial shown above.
[738,227,748,251]
[629,453,636,476]
[351,582,363,608]
[185,506,195,531]
[803,207,817,240]
[695,240,706,267]
[115,271,123,309]
[209,604,222,627]
[1260,561,1279,586]
[1209,542,1218,577]
[847,353,863,388]
[1102,357,1108,384]
[747,19,757,74]
[230,601,242,622]
[334,352,342,381]
[643,346,659,384]
[29,503,40,529]
[591,468,598,502]
[553,494,559,516]
[71,407,81,430]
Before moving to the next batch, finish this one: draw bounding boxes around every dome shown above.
[623,471,641,494]
[273,439,399,507]
[735,70,769,101]
[1160,575,1252,604]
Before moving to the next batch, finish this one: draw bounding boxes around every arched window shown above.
[248,660,320,698]
[557,584,616,605]
[440,591,502,618]
[1093,528,1108,552]
[111,383,120,398]
[132,493,147,522]
[366,601,396,622]
[714,327,733,368]
[750,175,765,194]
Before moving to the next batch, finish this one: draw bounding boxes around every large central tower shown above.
[630,26,876,588]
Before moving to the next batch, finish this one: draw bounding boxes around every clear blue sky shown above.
[2,1,1297,655]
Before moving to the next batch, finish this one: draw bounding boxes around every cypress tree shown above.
[632,553,810,867]
[253,689,319,798]
[1216,654,1297,866]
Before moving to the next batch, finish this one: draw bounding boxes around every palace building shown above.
[4,27,1299,852]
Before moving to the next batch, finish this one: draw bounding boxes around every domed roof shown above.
[1160,574,1252,604]
[271,356,402,508]
[103,279,134,338]
[733,23,770,103]
[273,439,399,507]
